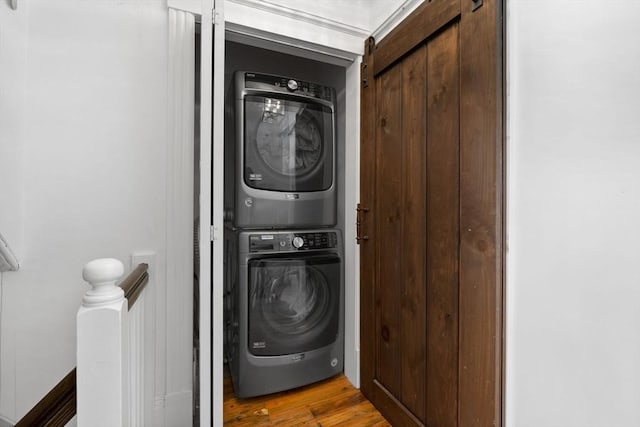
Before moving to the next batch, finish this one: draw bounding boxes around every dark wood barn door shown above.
[358,1,503,426]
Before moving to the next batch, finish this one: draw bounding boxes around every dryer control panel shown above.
[249,231,339,252]
[243,72,335,103]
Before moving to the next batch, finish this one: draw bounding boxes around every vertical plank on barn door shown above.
[458,0,503,425]
[426,22,460,427]
[400,45,427,423]
[374,64,403,399]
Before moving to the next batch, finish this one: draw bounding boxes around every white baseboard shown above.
[0,415,14,427]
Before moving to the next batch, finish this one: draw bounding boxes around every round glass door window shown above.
[256,107,323,177]
[258,264,329,335]
[243,95,334,192]
[248,256,340,356]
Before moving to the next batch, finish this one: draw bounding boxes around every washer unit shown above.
[231,71,337,228]
[224,228,343,398]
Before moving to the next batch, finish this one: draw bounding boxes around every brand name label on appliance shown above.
[285,193,299,200]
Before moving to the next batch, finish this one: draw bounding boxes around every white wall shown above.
[507,1,640,426]
[0,3,28,424]
[0,1,27,263]
[0,1,191,424]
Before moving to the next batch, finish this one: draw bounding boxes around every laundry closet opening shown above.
[222,35,348,398]
[192,25,362,415]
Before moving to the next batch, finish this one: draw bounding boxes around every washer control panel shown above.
[243,72,335,103]
[249,231,338,252]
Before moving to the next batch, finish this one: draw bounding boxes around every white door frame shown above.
[168,2,363,425]
[210,0,226,426]
[167,0,218,425]
[198,1,215,426]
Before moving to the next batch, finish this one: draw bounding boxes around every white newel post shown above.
[77,258,129,427]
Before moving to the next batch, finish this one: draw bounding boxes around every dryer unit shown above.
[224,228,344,398]
[231,71,337,228]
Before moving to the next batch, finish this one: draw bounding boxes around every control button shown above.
[287,79,299,91]
[292,236,304,248]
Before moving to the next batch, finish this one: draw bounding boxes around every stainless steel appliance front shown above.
[224,228,344,398]
[231,71,337,228]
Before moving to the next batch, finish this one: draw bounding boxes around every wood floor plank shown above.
[224,374,390,426]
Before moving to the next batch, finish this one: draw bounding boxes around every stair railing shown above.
[15,259,150,427]
[77,258,149,427]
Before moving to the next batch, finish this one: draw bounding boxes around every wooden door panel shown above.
[369,44,432,426]
[372,31,462,426]
[373,0,460,75]
[399,44,427,423]
[370,24,463,427]
[374,64,404,398]
[360,1,502,426]
[426,23,460,427]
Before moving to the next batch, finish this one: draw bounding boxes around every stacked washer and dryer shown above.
[224,72,343,398]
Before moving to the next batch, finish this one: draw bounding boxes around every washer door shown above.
[247,254,340,356]
[243,95,334,192]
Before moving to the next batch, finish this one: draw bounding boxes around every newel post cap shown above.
[82,258,125,307]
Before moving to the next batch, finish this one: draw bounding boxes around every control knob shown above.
[287,79,299,91]
[292,236,304,249]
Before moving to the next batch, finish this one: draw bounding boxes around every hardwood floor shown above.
[224,374,391,426]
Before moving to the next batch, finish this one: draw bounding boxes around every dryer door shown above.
[243,95,334,192]
[247,254,340,356]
